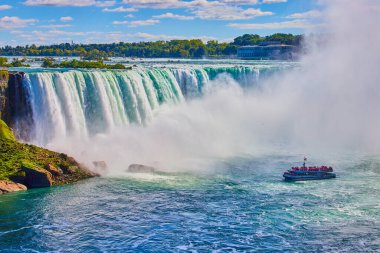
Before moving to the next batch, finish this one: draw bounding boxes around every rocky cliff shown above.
[0,70,97,194]
[0,71,33,141]
[0,69,8,118]
[0,119,97,194]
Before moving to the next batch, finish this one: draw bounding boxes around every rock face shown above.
[1,118,98,194]
[2,71,33,141]
[93,161,107,170]
[0,69,8,118]
[93,161,108,174]
[127,164,156,173]
[0,180,27,194]
[45,164,63,177]
[22,166,54,188]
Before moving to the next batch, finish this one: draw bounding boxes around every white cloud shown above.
[128,19,160,27]
[112,20,129,25]
[113,19,160,27]
[0,5,12,10]
[122,0,271,20]
[221,0,258,4]
[46,30,87,36]
[194,6,272,20]
[0,16,37,30]
[11,29,110,42]
[60,16,73,22]
[23,0,115,7]
[39,24,72,28]
[286,10,322,19]
[121,0,189,9]
[103,7,137,12]
[122,0,259,8]
[262,0,287,3]
[153,12,194,20]
[228,19,317,29]
[10,29,222,45]
[125,32,216,42]
[95,1,115,7]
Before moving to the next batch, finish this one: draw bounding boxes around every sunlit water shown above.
[1,155,379,252]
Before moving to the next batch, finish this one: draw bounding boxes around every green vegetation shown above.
[0,33,303,59]
[0,57,30,67]
[0,119,14,141]
[0,119,93,183]
[42,58,126,69]
[233,33,302,46]
[0,69,8,83]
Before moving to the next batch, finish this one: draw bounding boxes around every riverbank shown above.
[0,119,97,194]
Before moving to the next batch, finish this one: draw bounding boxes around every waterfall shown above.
[9,65,282,145]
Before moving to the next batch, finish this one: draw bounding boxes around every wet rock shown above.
[0,70,8,118]
[22,166,54,188]
[67,156,77,164]
[78,163,98,176]
[45,163,63,177]
[92,161,108,175]
[59,164,76,174]
[0,180,27,194]
[127,164,156,173]
[67,166,79,174]
[60,153,67,158]
[3,72,33,141]
[93,161,107,170]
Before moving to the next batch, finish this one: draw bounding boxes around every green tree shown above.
[42,58,55,68]
[0,57,8,67]
[233,34,263,45]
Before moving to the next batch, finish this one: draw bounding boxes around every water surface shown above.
[1,155,379,252]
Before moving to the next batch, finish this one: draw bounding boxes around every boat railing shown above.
[291,166,333,172]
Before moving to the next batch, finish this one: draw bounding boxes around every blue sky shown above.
[0,0,323,46]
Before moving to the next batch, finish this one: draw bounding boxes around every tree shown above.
[223,45,238,55]
[0,33,303,58]
[0,57,8,67]
[264,33,302,45]
[42,58,55,68]
[233,34,262,45]
[194,46,206,58]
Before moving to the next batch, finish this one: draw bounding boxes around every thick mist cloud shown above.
[47,0,380,174]
[288,0,380,150]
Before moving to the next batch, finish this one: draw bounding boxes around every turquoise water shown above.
[1,155,379,252]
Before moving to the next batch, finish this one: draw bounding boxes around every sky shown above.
[0,0,323,46]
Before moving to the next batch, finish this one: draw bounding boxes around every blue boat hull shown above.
[283,173,336,181]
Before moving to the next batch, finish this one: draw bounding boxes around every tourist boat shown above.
[283,158,336,181]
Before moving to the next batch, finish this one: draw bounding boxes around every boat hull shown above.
[283,173,336,181]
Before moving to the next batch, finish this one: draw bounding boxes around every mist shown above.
[46,0,380,174]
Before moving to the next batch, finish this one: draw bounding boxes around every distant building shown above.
[237,41,297,60]
[258,41,281,46]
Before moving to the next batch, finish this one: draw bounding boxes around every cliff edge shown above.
[0,69,8,118]
[0,119,97,194]
[0,71,97,194]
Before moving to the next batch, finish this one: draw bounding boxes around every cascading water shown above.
[10,64,286,145]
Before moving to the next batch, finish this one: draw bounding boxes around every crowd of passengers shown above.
[291,166,333,171]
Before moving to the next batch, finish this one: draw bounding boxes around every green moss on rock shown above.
[0,119,96,185]
[0,69,8,118]
[0,119,14,141]
[0,69,9,81]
